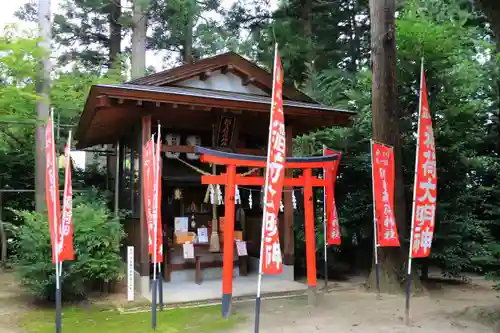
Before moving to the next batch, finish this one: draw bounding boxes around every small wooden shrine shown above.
[75,51,354,298]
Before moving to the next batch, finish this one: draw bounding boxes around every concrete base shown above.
[143,273,307,304]
[170,266,239,283]
[282,264,294,281]
[248,257,294,281]
[137,273,150,296]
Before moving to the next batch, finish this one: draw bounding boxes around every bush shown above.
[12,190,125,301]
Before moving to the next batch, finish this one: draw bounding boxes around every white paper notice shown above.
[236,240,248,257]
[197,227,209,243]
[127,246,134,301]
[174,217,189,232]
[183,242,194,259]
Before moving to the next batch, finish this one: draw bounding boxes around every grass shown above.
[21,304,244,333]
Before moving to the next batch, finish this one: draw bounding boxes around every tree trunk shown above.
[107,0,122,70]
[347,0,360,73]
[131,0,148,79]
[35,0,52,212]
[367,0,411,293]
[476,1,500,41]
[301,0,314,65]
[183,13,194,64]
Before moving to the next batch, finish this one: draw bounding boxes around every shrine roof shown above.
[75,52,355,149]
[92,83,351,113]
[126,51,314,103]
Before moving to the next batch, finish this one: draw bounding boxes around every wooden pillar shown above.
[118,141,124,209]
[222,164,236,318]
[303,168,317,305]
[283,124,294,266]
[140,116,152,278]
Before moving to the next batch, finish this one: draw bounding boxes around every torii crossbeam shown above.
[195,146,339,318]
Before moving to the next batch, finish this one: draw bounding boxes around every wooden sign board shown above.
[216,114,236,148]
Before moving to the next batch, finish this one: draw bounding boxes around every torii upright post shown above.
[195,146,338,317]
[221,164,236,317]
[303,168,317,304]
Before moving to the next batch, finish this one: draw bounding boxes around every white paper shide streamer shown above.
[216,184,224,205]
[209,185,215,205]
[235,185,241,204]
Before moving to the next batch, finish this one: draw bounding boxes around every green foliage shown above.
[224,0,371,84]
[0,26,42,126]
[294,0,499,278]
[12,191,125,301]
[0,26,120,223]
[473,242,500,289]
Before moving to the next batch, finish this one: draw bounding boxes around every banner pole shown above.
[50,112,62,333]
[151,134,157,329]
[254,42,279,333]
[406,57,425,326]
[369,139,380,296]
[322,145,328,290]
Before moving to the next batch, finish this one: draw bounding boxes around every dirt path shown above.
[0,270,28,333]
[1,268,499,333]
[229,279,500,333]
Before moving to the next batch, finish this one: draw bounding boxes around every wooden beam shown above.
[161,144,266,156]
[96,95,111,108]
[140,116,151,278]
[221,64,234,74]
[201,174,328,187]
[242,76,255,86]
[200,71,211,81]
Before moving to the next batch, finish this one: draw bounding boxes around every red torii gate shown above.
[195,146,339,318]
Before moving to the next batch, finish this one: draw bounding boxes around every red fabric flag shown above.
[410,71,437,258]
[143,140,155,255]
[152,135,163,263]
[261,46,285,275]
[45,116,61,264]
[59,142,74,261]
[371,142,400,247]
[323,147,341,245]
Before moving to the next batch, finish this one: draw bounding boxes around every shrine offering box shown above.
[174,231,196,244]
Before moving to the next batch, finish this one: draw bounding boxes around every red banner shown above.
[45,116,61,264]
[152,135,163,263]
[261,46,285,274]
[371,142,400,247]
[323,147,341,245]
[411,71,437,258]
[143,140,155,256]
[59,142,74,261]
